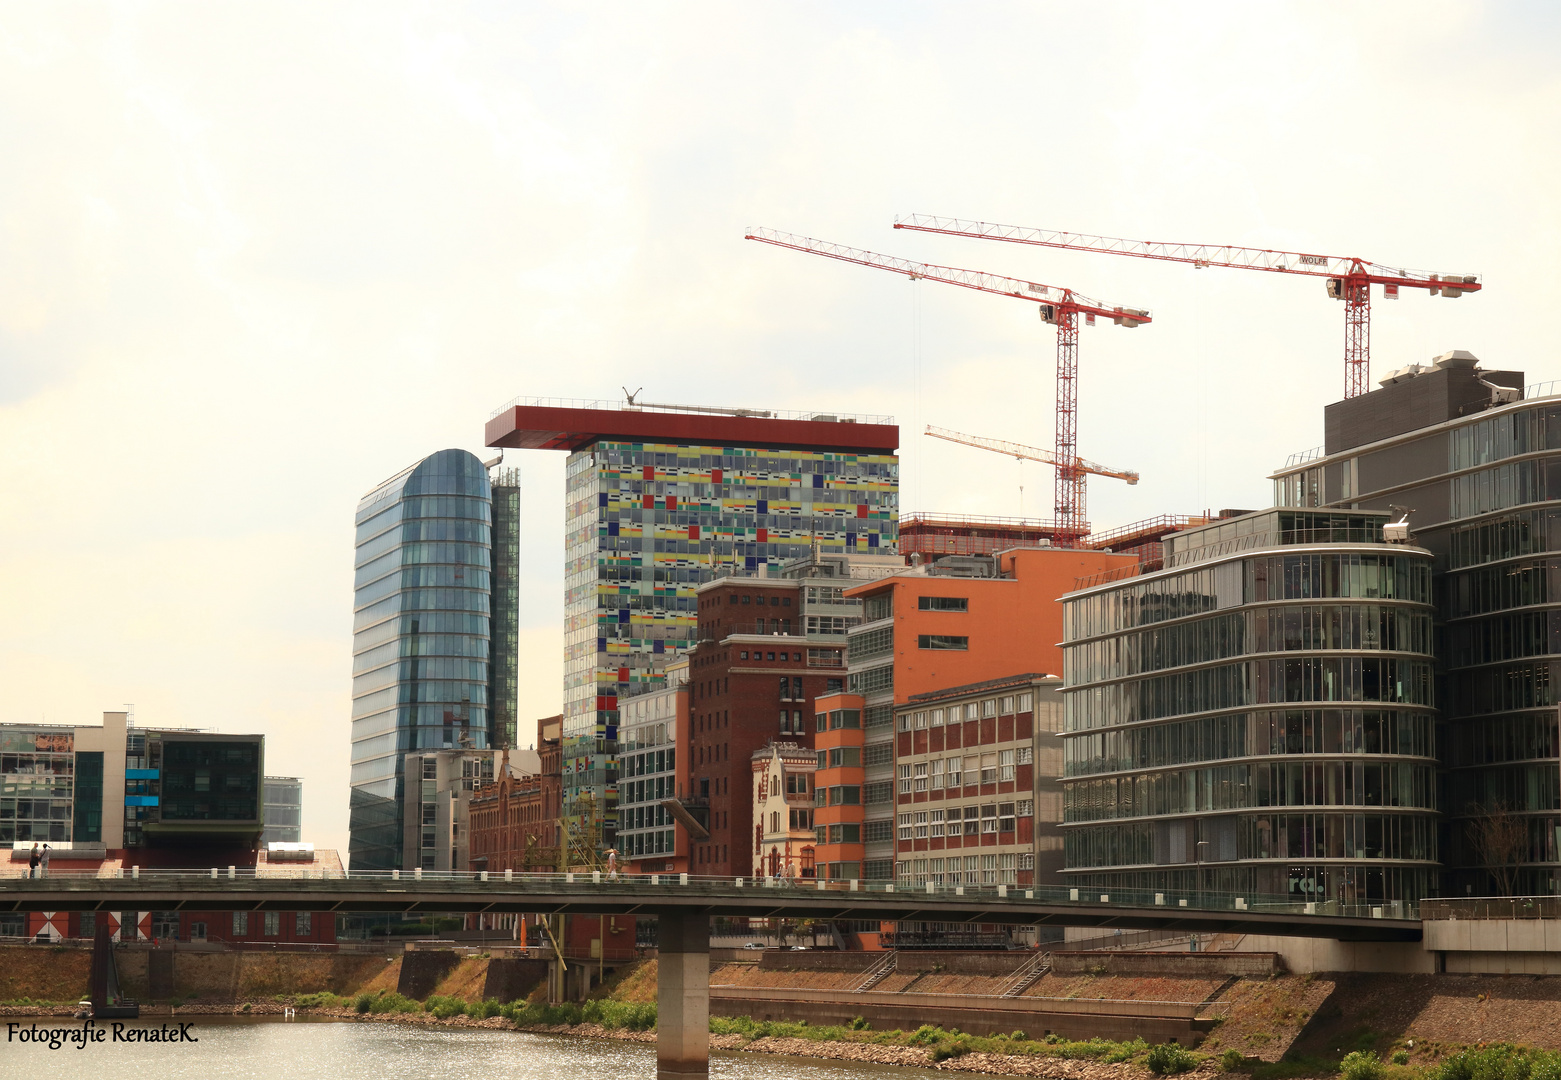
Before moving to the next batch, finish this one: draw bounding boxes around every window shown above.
[998,803,1016,833]
[829,710,861,730]
[767,652,775,661]
[815,712,827,732]
[232,912,248,936]
[964,806,981,836]
[296,912,312,935]
[999,749,1015,782]
[931,708,945,727]
[965,703,979,721]
[917,635,969,650]
[814,786,826,806]
[914,811,928,839]
[828,747,860,768]
[865,705,892,728]
[981,753,997,785]
[898,813,914,841]
[964,755,979,786]
[913,762,928,791]
[779,677,792,699]
[918,596,968,611]
[980,854,998,884]
[1018,693,1032,711]
[982,699,997,717]
[930,857,945,884]
[792,677,803,699]
[1017,746,1033,765]
[929,809,945,838]
[863,858,893,881]
[1000,696,1014,714]
[898,860,913,880]
[816,751,828,770]
[1017,799,1034,817]
[850,664,893,695]
[830,785,861,805]
[898,764,912,793]
[866,819,893,842]
[422,759,438,780]
[929,758,945,790]
[742,595,751,604]
[865,781,893,804]
[1019,853,1035,870]
[740,651,748,660]
[864,593,893,622]
[864,743,894,766]
[264,912,280,937]
[981,805,998,833]
[897,712,911,732]
[914,711,928,729]
[947,757,962,787]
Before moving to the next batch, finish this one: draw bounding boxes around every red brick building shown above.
[467,716,563,874]
[682,575,845,876]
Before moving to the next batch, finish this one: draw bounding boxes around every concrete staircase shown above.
[854,951,898,991]
[1001,951,1052,998]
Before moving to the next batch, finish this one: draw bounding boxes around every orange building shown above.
[840,547,1137,888]
[809,691,867,880]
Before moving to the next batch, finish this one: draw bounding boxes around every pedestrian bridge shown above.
[0,868,1420,940]
[1,871,1422,1080]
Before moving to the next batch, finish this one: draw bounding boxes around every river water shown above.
[0,1016,944,1080]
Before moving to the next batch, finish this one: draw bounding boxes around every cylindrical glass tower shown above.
[349,449,493,871]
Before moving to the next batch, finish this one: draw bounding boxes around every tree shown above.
[1465,800,1527,896]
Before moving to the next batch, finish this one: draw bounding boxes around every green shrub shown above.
[848,1016,869,1031]
[368,991,421,1015]
[1012,1030,1027,1041]
[1432,1044,1561,1080]
[1392,1052,1409,1066]
[474,1000,501,1019]
[296,992,342,1010]
[581,999,656,1031]
[425,995,468,1019]
[354,993,373,1014]
[930,1038,971,1063]
[1222,1048,1248,1072]
[241,1003,252,1013]
[909,1024,944,1046]
[1340,1051,1385,1080]
[1148,1043,1197,1076]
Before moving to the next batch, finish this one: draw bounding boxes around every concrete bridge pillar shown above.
[656,910,709,1080]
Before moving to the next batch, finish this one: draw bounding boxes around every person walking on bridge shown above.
[39,844,49,878]
[27,844,40,879]
[605,848,619,881]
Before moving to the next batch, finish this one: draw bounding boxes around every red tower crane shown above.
[893,215,1482,399]
[745,227,1150,540]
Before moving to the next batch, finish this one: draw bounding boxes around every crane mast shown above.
[894,215,1481,399]
[746,228,1149,540]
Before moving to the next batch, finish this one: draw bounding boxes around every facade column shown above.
[656,910,709,1080]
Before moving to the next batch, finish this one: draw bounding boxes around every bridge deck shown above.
[0,871,1421,942]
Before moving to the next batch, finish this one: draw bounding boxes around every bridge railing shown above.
[1421,896,1561,921]
[0,869,1419,920]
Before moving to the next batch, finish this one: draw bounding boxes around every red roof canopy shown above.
[485,404,898,454]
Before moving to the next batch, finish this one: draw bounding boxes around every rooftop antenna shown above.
[623,386,644,408]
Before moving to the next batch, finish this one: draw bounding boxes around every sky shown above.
[2,2,1557,857]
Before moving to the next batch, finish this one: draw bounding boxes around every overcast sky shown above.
[2,2,1556,856]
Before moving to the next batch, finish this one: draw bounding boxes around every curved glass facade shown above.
[1059,509,1439,907]
[1273,389,1561,895]
[349,449,496,871]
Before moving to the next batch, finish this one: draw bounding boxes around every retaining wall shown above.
[398,951,462,999]
[709,988,1211,1044]
[1050,951,1280,977]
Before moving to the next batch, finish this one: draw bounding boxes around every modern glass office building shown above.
[262,777,303,844]
[349,449,519,871]
[1271,351,1561,894]
[1060,508,1440,906]
[486,399,899,839]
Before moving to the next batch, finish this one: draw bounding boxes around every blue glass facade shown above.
[349,449,498,871]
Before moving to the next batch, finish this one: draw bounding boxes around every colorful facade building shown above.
[485,397,899,841]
